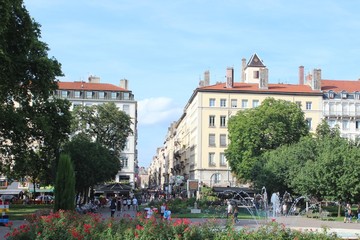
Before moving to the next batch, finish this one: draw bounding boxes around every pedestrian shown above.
[132,197,138,211]
[117,197,122,212]
[160,202,166,218]
[122,198,127,211]
[163,206,171,221]
[110,198,116,218]
[227,200,233,218]
[344,203,352,223]
[356,204,360,223]
[233,205,239,224]
[127,198,131,210]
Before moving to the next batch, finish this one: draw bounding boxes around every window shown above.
[121,157,128,168]
[341,91,347,99]
[329,103,335,114]
[220,116,226,127]
[306,102,312,110]
[208,153,215,166]
[99,91,105,99]
[220,134,227,147]
[86,91,93,99]
[231,99,237,108]
[123,105,130,114]
[209,98,215,107]
[220,153,226,166]
[253,71,259,79]
[241,99,248,108]
[211,173,221,184]
[209,134,215,147]
[252,100,259,108]
[329,91,335,99]
[61,91,68,98]
[111,92,117,99]
[123,92,130,100]
[220,99,226,107]
[355,92,360,100]
[209,115,215,127]
[342,120,349,130]
[356,121,360,131]
[74,91,80,98]
[328,120,336,128]
[306,118,312,129]
[295,101,301,108]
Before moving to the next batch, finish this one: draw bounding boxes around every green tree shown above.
[225,97,309,182]
[255,136,317,195]
[54,153,75,211]
[62,134,120,203]
[71,102,132,156]
[0,1,71,184]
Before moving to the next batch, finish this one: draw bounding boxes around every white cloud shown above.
[138,97,183,125]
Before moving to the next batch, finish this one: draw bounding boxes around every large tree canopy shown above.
[225,97,309,182]
[71,102,133,156]
[0,0,71,183]
[62,134,120,203]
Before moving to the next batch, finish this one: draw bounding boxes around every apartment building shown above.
[55,76,138,187]
[150,53,360,192]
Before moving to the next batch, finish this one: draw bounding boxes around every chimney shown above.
[241,58,246,82]
[88,75,100,83]
[226,67,234,88]
[312,69,321,90]
[298,66,304,85]
[120,79,128,90]
[259,68,269,89]
[204,70,210,86]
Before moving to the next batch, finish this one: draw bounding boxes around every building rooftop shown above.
[58,81,128,91]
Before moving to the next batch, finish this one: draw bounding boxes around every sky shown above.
[23,0,360,168]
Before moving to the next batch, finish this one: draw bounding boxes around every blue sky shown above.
[23,0,360,167]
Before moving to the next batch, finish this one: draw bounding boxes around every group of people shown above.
[344,203,360,223]
[110,196,138,217]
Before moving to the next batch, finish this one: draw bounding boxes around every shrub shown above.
[5,210,342,240]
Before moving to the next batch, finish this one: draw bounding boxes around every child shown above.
[163,207,171,221]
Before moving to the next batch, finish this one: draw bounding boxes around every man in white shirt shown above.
[132,197,138,211]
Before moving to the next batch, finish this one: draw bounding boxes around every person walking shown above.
[356,204,360,223]
[163,206,171,221]
[122,198,127,211]
[344,203,352,223]
[132,197,138,211]
[110,198,116,218]
[226,201,233,218]
[233,205,239,224]
[160,202,166,218]
[127,198,132,210]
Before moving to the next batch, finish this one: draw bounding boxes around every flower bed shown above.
[5,210,341,239]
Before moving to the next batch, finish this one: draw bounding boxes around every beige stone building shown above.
[150,53,360,193]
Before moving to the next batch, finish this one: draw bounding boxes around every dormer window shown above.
[355,91,360,100]
[86,91,93,99]
[341,91,347,99]
[328,90,334,99]
[61,91,68,98]
[253,71,259,79]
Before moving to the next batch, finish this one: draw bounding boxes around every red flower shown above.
[136,224,144,230]
[83,223,92,234]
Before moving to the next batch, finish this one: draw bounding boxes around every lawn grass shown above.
[7,204,53,220]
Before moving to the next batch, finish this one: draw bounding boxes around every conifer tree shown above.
[54,153,75,211]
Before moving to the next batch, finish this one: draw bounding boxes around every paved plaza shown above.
[0,207,359,239]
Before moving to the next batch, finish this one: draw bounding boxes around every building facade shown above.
[150,53,360,192]
[55,76,138,187]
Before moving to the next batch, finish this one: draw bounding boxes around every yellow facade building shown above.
[149,54,360,193]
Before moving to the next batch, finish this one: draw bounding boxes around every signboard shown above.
[187,180,199,191]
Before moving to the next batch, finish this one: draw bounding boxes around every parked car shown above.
[0,195,18,202]
[35,195,54,204]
